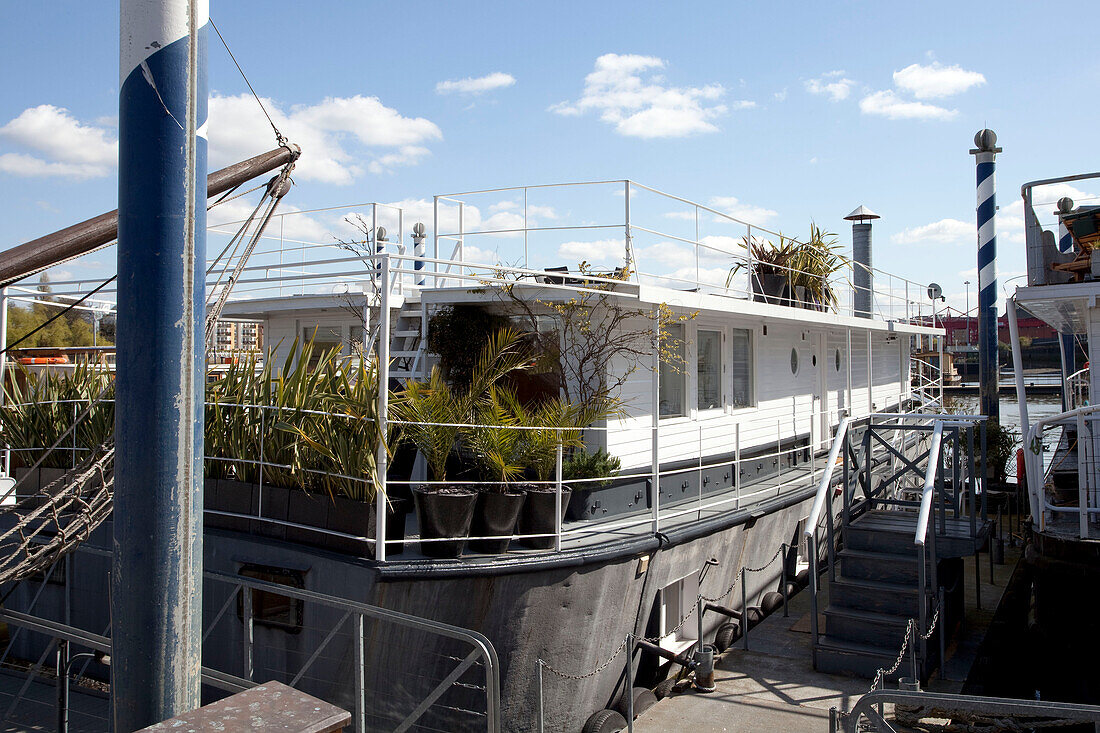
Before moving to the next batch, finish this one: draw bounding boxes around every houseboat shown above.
[0,179,947,732]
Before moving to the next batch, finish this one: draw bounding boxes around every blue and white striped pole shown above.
[114,1,207,728]
[971,129,1001,422]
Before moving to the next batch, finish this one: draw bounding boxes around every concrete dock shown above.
[636,545,1020,732]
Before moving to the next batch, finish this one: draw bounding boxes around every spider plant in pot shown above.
[394,328,531,558]
[787,223,847,311]
[466,385,527,554]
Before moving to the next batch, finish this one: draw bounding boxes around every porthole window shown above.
[835,348,842,372]
[790,348,799,375]
[812,354,818,368]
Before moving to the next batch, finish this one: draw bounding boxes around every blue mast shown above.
[113,0,207,728]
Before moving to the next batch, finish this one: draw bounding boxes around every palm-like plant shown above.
[787,222,847,307]
[393,327,531,486]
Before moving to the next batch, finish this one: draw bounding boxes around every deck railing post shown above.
[781,542,789,617]
[826,471,836,583]
[376,254,391,562]
[918,542,928,670]
[0,286,8,475]
[242,584,254,681]
[734,423,741,510]
[554,442,563,553]
[741,567,749,651]
[258,406,264,519]
[625,634,635,731]
[56,638,69,733]
[536,660,545,733]
[808,532,819,667]
[651,314,660,534]
[354,613,366,733]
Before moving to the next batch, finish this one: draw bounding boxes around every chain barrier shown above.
[541,543,789,675]
[868,596,941,694]
[539,634,630,681]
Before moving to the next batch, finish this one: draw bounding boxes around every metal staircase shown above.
[388,300,428,381]
[805,414,992,682]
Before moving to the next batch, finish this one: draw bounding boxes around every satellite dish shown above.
[927,283,943,301]
[412,222,426,237]
[375,226,387,242]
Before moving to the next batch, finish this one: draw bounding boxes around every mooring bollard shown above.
[693,644,716,693]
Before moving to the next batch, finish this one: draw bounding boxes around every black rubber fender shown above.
[761,591,785,614]
[785,580,800,598]
[746,606,763,628]
[582,708,627,733]
[653,677,678,700]
[613,686,657,719]
[795,568,810,587]
[714,621,740,651]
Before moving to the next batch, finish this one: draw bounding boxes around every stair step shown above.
[824,606,913,647]
[837,548,921,584]
[844,525,924,554]
[830,577,922,616]
[390,350,421,358]
[814,634,910,680]
[393,329,420,338]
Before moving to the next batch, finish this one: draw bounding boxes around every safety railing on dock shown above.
[1023,403,1100,538]
[0,541,501,733]
[1066,366,1089,410]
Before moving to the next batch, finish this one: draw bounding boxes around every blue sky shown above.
[1,1,1098,315]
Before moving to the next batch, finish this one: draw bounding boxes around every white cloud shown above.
[804,71,855,102]
[0,105,117,179]
[730,100,757,110]
[550,53,731,139]
[436,72,516,95]
[891,218,973,245]
[858,90,956,120]
[207,198,332,242]
[708,195,778,224]
[893,62,985,99]
[773,88,788,102]
[557,239,624,264]
[208,94,441,185]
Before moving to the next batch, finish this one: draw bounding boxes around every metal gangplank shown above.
[805,414,992,683]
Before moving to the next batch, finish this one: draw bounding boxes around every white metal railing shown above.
[1023,403,1100,537]
[20,182,939,330]
[1066,366,1090,410]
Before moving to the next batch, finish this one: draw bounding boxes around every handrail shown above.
[914,421,945,547]
[1024,402,1100,530]
[804,416,851,540]
[839,689,1100,733]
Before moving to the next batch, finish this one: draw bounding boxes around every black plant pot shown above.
[517,487,572,550]
[413,487,477,558]
[468,489,526,554]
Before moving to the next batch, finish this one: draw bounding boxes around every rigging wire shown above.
[209,17,287,148]
[0,276,118,359]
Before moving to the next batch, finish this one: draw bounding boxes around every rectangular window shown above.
[237,564,305,634]
[730,328,754,408]
[697,329,722,410]
[659,323,686,418]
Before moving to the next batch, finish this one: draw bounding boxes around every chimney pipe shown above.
[845,206,880,319]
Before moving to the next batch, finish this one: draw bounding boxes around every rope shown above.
[0,276,117,358]
[209,18,287,148]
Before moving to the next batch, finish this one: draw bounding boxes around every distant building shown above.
[212,320,263,360]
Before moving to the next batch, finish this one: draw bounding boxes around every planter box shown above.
[205,478,407,558]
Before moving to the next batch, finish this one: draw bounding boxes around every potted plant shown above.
[514,397,617,549]
[728,237,795,305]
[466,386,527,554]
[787,223,847,311]
[563,448,622,520]
[395,328,530,558]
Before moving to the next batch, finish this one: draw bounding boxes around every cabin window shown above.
[730,328,753,408]
[790,348,800,375]
[659,323,686,418]
[697,330,722,410]
[301,325,343,368]
[237,564,305,634]
[835,348,842,372]
[658,574,699,654]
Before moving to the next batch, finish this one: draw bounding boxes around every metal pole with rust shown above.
[112,1,207,727]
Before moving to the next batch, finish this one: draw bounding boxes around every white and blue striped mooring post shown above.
[114,1,207,729]
[970,129,1002,422]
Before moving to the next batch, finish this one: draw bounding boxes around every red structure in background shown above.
[935,313,1058,348]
